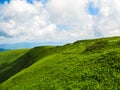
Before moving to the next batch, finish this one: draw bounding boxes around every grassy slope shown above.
[0,36,120,90]
[0,49,30,83]
[0,49,29,65]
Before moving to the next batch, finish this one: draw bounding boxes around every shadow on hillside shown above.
[0,46,56,84]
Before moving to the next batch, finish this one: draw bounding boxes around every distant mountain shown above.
[0,42,66,49]
[0,48,7,52]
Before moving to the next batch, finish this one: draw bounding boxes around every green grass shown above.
[0,36,120,90]
[0,49,30,83]
[0,49,30,65]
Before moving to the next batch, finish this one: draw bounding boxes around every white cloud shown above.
[0,0,56,43]
[96,0,120,37]
[0,0,120,44]
[47,0,120,39]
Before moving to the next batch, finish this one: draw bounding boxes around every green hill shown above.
[0,36,120,90]
[0,49,30,83]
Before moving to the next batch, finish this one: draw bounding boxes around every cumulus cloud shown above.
[47,0,120,38]
[47,0,95,39]
[97,0,120,36]
[0,0,120,44]
[0,0,54,43]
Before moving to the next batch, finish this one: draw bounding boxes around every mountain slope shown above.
[0,49,30,83]
[0,36,120,90]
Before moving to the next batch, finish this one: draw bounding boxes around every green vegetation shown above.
[0,49,30,83]
[0,36,120,90]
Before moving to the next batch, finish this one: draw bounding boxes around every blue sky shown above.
[0,0,120,44]
[27,0,48,4]
[87,2,99,16]
[0,0,10,4]
[0,0,48,4]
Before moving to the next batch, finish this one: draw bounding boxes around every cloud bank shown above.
[0,0,120,44]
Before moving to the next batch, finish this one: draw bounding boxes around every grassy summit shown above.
[0,36,120,90]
